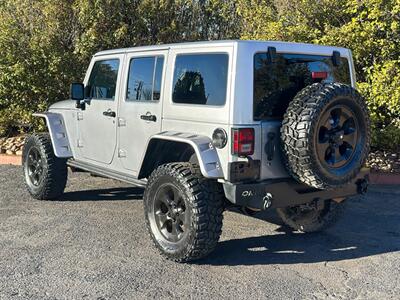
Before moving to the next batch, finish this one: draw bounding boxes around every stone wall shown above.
[0,136,25,155]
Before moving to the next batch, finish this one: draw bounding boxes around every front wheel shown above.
[143,163,224,262]
[22,133,68,200]
[277,199,345,233]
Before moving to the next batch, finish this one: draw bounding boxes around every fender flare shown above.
[140,131,224,179]
[33,112,73,158]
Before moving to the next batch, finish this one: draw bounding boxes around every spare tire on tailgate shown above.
[281,82,371,190]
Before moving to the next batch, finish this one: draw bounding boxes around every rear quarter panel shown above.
[161,44,236,180]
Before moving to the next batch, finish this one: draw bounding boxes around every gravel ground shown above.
[0,165,399,300]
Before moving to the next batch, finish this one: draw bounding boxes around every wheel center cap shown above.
[331,130,344,145]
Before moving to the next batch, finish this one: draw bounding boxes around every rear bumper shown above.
[222,168,369,210]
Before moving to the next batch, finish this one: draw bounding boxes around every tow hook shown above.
[357,177,369,194]
[263,193,273,209]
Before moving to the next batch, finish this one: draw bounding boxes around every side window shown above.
[172,54,228,106]
[126,56,164,101]
[86,59,120,100]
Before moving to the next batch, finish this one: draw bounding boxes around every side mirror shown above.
[70,83,84,109]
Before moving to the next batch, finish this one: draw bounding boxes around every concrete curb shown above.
[369,172,400,185]
[0,154,22,166]
[0,155,399,185]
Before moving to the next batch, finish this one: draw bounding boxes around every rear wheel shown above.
[277,200,345,232]
[144,163,224,262]
[22,133,67,200]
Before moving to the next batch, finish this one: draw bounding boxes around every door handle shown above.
[140,113,157,122]
[103,109,116,118]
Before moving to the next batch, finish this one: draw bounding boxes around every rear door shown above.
[253,52,352,179]
[78,55,124,164]
[118,50,167,173]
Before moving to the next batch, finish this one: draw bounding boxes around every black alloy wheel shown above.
[281,82,371,189]
[152,182,189,243]
[317,105,359,169]
[23,133,68,200]
[143,163,224,262]
[26,147,44,187]
[277,199,345,232]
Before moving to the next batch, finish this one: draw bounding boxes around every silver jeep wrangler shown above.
[23,40,370,262]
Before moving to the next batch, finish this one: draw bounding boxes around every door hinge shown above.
[77,112,83,121]
[118,117,126,127]
[77,139,83,148]
[265,132,276,161]
[118,149,127,158]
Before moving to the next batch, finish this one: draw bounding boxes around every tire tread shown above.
[23,133,67,200]
[280,82,371,189]
[143,162,224,262]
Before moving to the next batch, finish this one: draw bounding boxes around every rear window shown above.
[172,53,228,106]
[254,53,351,120]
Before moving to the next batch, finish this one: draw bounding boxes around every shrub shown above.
[238,0,400,152]
[0,0,240,136]
[357,60,400,151]
[371,120,400,152]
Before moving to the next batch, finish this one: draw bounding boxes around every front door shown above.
[78,55,124,164]
[118,51,167,173]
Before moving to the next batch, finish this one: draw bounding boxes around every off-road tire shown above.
[277,200,345,232]
[22,133,68,200]
[281,82,371,189]
[143,163,224,262]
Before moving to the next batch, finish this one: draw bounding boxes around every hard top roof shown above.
[94,40,349,57]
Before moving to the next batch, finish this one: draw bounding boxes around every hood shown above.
[48,99,77,111]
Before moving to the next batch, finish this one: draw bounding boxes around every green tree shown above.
[0,0,240,136]
[0,0,82,135]
[1,0,398,151]
[238,0,400,150]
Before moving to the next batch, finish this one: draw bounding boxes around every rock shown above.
[15,150,23,156]
[6,150,14,155]
[367,150,400,174]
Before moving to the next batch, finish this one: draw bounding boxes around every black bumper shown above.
[223,168,369,210]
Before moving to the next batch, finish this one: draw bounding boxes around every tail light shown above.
[312,71,328,80]
[232,128,255,156]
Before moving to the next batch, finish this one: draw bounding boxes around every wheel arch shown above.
[138,131,224,179]
[33,112,73,158]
